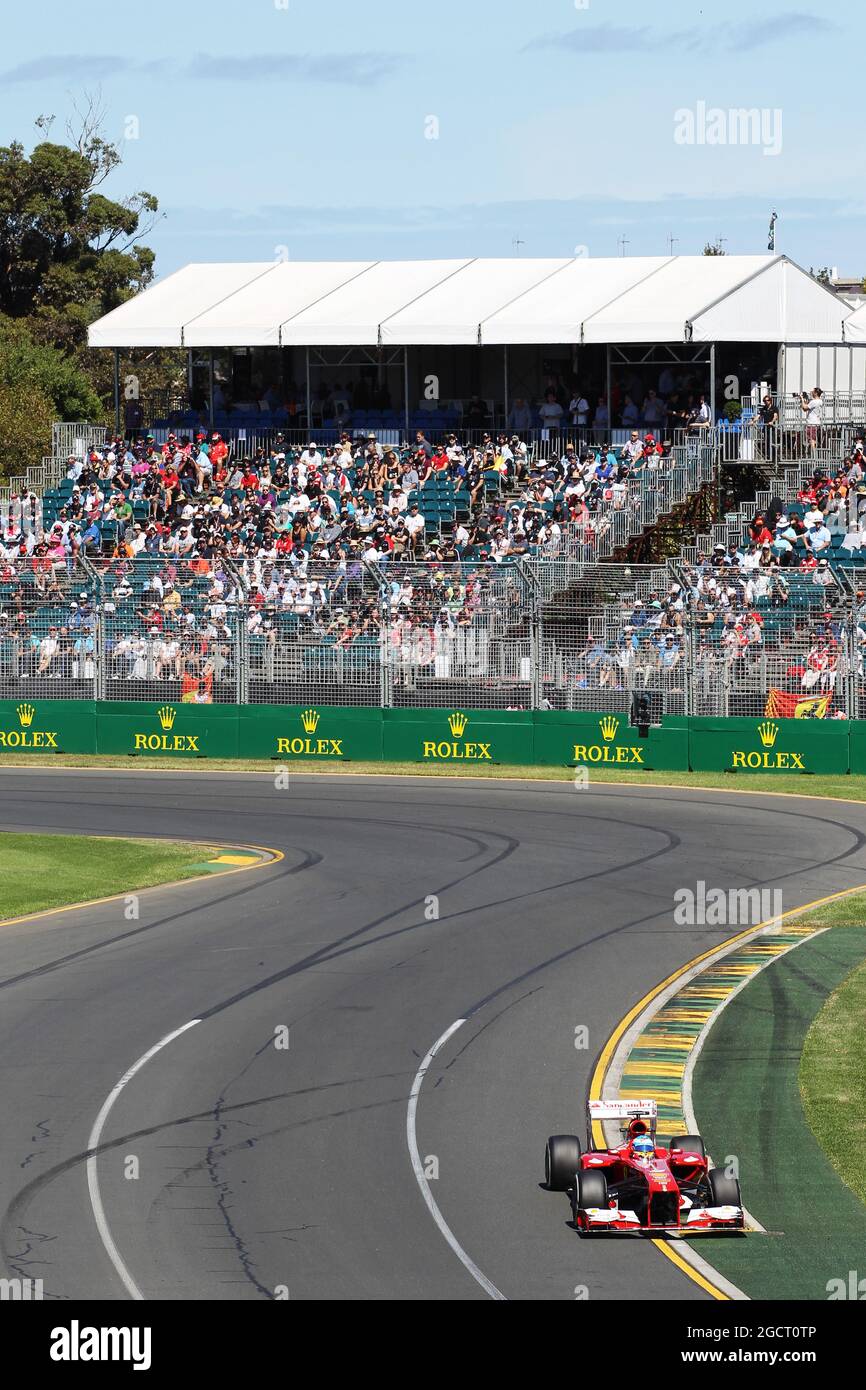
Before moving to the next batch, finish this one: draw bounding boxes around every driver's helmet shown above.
[631,1134,655,1161]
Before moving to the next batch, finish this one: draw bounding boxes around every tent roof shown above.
[480,256,671,344]
[280,259,473,346]
[844,299,866,343]
[87,255,849,349]
[87,262,275,348]
[379,257,570,345]
[185,261,375,347]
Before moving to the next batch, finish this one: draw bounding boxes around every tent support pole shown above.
[605,345,611,433]
[710,342,719,516]
[208,349,215,429]
[113,349,121,437]
[305,347,312,437]
[404,346,410,438]
[503,345,509,430]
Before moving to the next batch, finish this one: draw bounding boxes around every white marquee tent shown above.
[88,254,849,350]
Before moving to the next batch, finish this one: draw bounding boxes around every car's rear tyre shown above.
[575,1169,608,1214]
[668,1133,706,1159]
[545,1134,581,1191]
[708,1167,741,1206]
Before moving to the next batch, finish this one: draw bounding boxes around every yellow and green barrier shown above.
[0,699,97,754]
[533,710,689,770]
[4,699,866,773]
[96,701,240,758]
[239,704,382,761]
[689,715,851,775]
[382,707,533,765]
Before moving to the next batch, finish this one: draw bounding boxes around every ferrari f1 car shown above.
[544,1099,744,1234]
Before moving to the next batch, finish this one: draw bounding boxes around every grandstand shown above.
[5,252,866,724]
[4,401,866,720]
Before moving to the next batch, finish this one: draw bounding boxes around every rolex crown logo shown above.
[448,711,468,738]
[758,720,779,749]
[157,705,177,732]
[599,715,619,743]
[16,703,35,728]
[301,708,320,735]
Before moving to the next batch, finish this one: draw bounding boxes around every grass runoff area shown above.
[5,754,866,799]
[0,833,219,920]
[690,892,866,1301]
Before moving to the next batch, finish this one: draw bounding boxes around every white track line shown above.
[407,1018,506,1300]
[86,1019,202,1300]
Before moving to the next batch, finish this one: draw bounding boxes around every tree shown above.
[0,95,160,349]
[702,240,727,256]
[0,317,103,419]
[0,380,55,480]
[0,99,162,473]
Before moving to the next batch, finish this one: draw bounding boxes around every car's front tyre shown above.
[545,1134,581,1191]
[573,1169,609,1223]
[708,1167,741,1207]
[668,1133,706,1159]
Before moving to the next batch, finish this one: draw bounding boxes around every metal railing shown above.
[718,419,856,466]
[739,392,866,427]
[2,556,862,720]
[46,419,701,459]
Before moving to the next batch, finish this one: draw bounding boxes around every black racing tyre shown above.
[708,1168,742,1206]
[575,1169,608,1212]
[545,1134,581,1191]
[668,1133,706,1159]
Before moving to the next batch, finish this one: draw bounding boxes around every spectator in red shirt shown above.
[162,467,180,513]
[210,433,229,470]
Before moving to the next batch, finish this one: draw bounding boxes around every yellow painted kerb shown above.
[587,879,866,1301]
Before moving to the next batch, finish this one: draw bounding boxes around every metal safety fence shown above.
[1,556,864,722]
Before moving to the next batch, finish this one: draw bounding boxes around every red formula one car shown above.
[544,1099,744,1234]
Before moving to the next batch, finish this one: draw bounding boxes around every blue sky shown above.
[1,0,863,279]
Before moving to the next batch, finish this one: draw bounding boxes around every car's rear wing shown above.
[587,1098,657,1146]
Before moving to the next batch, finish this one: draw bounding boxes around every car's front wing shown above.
[575,1203,744,1233]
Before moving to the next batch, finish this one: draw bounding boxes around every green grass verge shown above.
[0,832,220,920]
[800,912,866,1207]
[2,753,866,799]
[690,920,866,1299]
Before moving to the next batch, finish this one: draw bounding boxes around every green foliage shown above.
[0,377,54,479]
[0,317,103,419]
[0,104,161,470]
[0,129,158,343]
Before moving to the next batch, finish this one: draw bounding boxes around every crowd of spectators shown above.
[1,424,680,569]
[512,370,712,438]
[0,414,692,698]
[566,494,851,706]
[11,390,865,707]
[168,364,714,438]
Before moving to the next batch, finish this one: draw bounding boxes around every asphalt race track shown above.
[2,769,866,1302]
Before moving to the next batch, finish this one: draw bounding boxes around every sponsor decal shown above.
[422,711,492,761]
[132,705,200,753]
[731,720,805,770]
[276,708,344,758]
[572,714,645,765]
[0,703,59,749]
